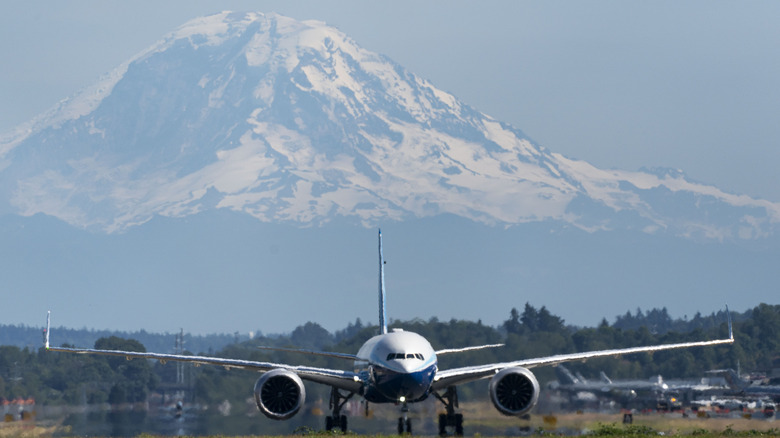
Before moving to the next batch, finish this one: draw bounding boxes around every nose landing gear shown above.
[397,400,412,434]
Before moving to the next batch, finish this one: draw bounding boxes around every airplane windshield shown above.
[386,353,424,361]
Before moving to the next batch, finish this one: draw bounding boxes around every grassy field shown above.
[518,411,778,436]
[1,407,777,437]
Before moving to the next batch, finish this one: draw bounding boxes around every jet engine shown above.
[488,367,540,416]
[254,369,306,420]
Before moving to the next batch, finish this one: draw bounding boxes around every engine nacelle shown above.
[488,367,540,416]
[254,369,306,420]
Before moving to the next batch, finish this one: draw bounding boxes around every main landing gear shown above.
[325,388,353,433]
[434,386,464,436]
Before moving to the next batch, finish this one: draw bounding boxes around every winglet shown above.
[44,311,51,350]
[726,304,733,341]
[378,229,388,335]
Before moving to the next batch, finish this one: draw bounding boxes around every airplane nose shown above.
[377,368,431,402]
[396,369,431,400]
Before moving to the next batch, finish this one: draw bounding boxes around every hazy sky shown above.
[2,1,779,203]
[1,2,779,336]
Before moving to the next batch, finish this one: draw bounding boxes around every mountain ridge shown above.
[1,11,778,241]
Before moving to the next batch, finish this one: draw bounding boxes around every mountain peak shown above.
[1,11,778,240]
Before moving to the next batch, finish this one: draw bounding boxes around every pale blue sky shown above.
[2,1,779,203]
[2,3,779,337]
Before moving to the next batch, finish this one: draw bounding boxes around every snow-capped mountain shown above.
[1,11,778,240]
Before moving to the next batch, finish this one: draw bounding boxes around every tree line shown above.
[0,303,777,407]
[0,324,249,355]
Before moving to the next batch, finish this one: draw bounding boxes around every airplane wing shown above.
[435,343,505,355]
[432,332,734,391]
[44,313,363,393]
[256,346,359,361]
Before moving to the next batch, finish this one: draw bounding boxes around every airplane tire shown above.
[455,413,464,436]
[340,415,348,432]
[438,414,447,436]
[325,416,333,431]
[397,417,404,434]
[406,418,412,434]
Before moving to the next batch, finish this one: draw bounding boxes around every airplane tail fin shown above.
[555,365,580,385]
[599,371,613,385]
[708,368,746,391]
[378,229,387,335]
[722,369,747,391]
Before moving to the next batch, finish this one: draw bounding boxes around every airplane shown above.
[550,365,650,405]
[551,365,728,411]
[711,369,780,403]
[44,229,735,436]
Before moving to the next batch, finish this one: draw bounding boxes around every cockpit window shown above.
[386,353,424,361]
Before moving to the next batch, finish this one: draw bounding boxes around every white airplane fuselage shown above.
[355,329,437,403]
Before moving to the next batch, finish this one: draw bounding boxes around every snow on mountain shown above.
[1,11,778,239]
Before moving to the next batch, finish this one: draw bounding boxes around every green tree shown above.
[91,337,157,404]
[290,322,333,349]
[503,308,522,335]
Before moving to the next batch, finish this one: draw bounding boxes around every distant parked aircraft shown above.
[713,369,780,402]
[552,365,727,410]
[44,230,734,435]
[551,365,661,405]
